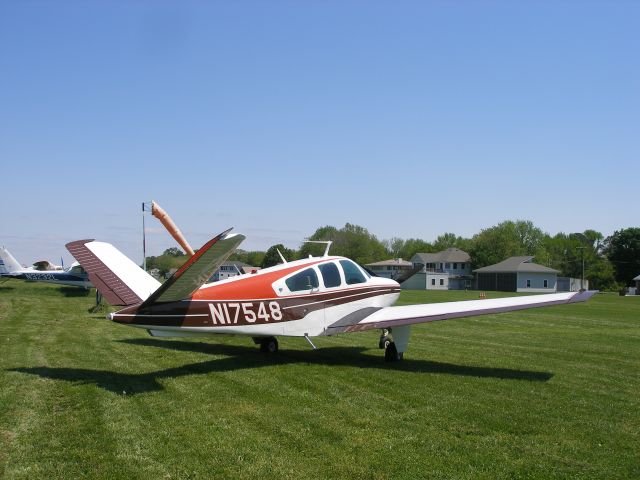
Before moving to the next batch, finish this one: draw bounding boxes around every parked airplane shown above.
[0,246,92,288]
[66,229,595,361]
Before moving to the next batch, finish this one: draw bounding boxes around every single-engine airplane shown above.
[0,246,92,289]
[67,229,595,361]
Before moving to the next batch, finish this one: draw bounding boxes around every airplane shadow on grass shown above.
[10,338,553,396]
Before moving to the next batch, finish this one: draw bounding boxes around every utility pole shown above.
[571,232,588,291]
[142,201,153,271]
[142,202,146,271]
[576,246,586,291]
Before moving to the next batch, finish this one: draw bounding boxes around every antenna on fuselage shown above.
[303,240,333,257]
[276,248,288,264]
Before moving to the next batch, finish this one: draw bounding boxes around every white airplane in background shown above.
[0,246,92,289]
[67,229,595,361]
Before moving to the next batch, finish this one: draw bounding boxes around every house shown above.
[557,277,589,292]
[208,261,259,282]
[633,274,640,295]
[364,258,414,281]
[474,256,558,293]
[402,248,473,290]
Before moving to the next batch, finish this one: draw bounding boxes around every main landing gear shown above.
[379,328,406,362]
[253,336,279,354]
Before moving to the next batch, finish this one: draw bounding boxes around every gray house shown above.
[402,248,473,290]
[474,256,558,293]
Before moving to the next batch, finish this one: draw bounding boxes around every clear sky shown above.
[1,1,638,266]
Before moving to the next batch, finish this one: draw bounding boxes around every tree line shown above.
[147,222,640,290]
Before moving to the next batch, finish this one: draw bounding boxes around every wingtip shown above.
[569,290,598,303]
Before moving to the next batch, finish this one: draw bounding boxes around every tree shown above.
[229,249,265,267]
[396,238,434,261]
[382,237,406,258]
[470,220,548,268]
[162,247,185,257]
[433,233,458,251]
[543,231,616,290]
[299,224,387,265]
[261,244,295,269]
[604,228,640,285]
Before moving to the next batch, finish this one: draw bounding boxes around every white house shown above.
[364,258,414,280]
[474,256,558,293]
[402,248,473,290]
[208,261,260,282]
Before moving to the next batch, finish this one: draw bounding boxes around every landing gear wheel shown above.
[259,337,279,354]
[384,341,403,362]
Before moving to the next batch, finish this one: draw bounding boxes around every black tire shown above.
[260,337,278,354]
[384,341,399,362]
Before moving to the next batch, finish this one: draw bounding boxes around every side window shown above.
[286,268,319,292]
[340,260,366,285]
[319,263,341,288]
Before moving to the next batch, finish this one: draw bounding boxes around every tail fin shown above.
[66,239,161,306]
[0,247,23,274]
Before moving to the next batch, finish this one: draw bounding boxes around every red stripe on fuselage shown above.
[191,259,328,301]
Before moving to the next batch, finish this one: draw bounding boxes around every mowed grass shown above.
[0,282,638,479]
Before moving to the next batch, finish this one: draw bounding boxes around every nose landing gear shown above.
[378,328,391,349]
[379,328,404,362]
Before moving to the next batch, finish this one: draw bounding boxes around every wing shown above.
[325,290,596,334]
[141,229,245,306]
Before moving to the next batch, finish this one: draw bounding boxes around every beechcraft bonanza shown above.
[0,246,92,289]
[67,229,595,361]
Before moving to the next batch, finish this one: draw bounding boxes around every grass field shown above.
[0,282,638,479]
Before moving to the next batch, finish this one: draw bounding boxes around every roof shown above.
[222,260,250,268]
[412,248,470,264]
[474,256,559,274]
[365,258,413,267]
[634,274,640,281]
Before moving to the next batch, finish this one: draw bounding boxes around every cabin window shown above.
[453,263,458,270]
[544,279,548,288]
[526,279,531,288]
[319,263,341,288]
[339,260,366,285]
[440,279,444,286]
[431,278,435,286]
[286,268,319,292]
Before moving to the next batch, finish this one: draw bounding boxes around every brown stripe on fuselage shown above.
[111,286,400,327]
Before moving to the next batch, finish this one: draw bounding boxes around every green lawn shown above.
[1,282,638,479]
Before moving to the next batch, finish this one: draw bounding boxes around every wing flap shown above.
[327,290,597,334]
[141,229,245,305]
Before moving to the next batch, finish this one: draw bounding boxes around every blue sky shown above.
[1,1,638,265]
